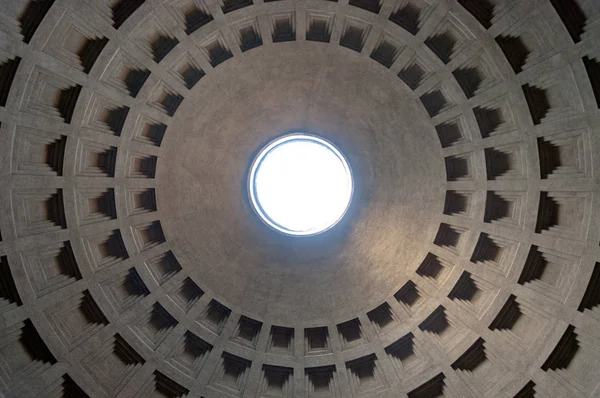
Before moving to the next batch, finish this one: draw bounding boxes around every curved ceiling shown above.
[0,0,599,397]
[159,43,445,324]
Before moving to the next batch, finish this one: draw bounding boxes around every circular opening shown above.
[249,134,353,236]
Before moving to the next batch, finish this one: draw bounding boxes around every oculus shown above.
[248,134,353,236]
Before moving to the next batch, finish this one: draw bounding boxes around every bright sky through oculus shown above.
[249,135,353,236]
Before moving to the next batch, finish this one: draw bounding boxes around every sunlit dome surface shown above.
[249,134,353,236]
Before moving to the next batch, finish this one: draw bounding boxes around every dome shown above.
[0,0,599,397]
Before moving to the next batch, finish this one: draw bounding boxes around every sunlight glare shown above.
[250,135,353,235]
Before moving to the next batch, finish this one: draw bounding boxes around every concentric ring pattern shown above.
[0,0,599,397]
